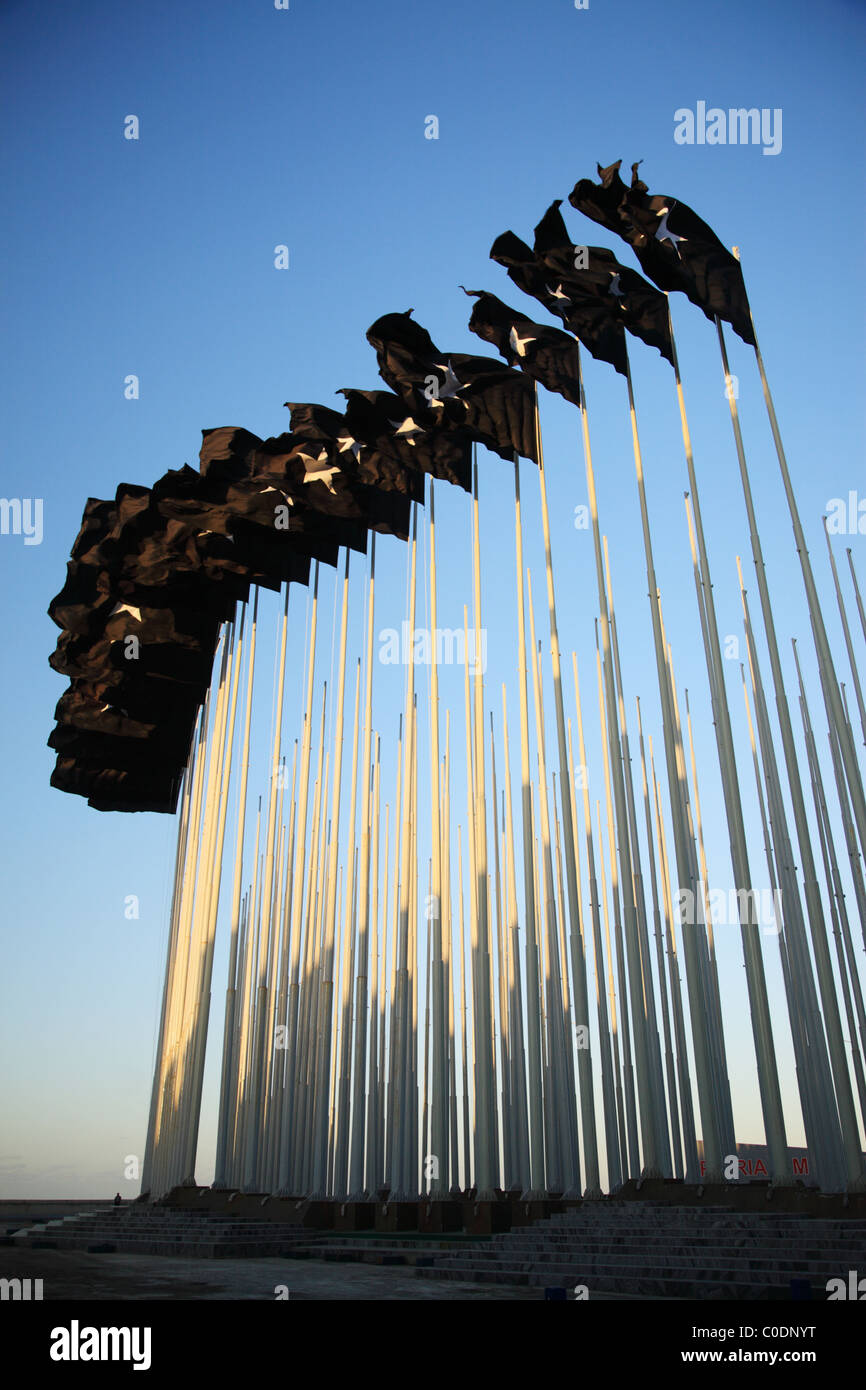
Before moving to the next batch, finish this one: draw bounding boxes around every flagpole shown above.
[334,660,362,1193]
[577,348,662,1180]
[621,346,726,1179]
[470,460,497,1198]
[573,651,621,1190]
[602,532,671,1177]
[721,309,866,1189]
[184,605,244,1184]
[659,607,736,1159]
[364,741,382,1195]
[822,519,866,749]
[426,486,448,1197]
[490,714,513,1190]
[456,823,470,1189]
[637,696,683,1182]
[141,713,197,1196]
[594,621,639,1178]
[279,565,319,1191]
[501,688,530,1192]
[534,387,600,1193]
[391,515,418,1198]
[739,279,866,868]
[512,456,545,1197]
[293,682,328,1190]
[595,796,629,1186]
[527,576,570,1191]
[443,718,461,1194]
[737,558,851,1189]
[794,643,866,1117]
[650,740,699,1180]
[309,548,352,1196]
[846,549,866,648]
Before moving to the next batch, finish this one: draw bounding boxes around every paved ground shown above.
[0,1244,550,1300]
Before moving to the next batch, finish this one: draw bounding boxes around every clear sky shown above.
[1,0,864,1196]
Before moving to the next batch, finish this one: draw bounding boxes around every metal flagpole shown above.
[740,282,866,866]
[534,388,600,1194]
[501,689,531,1192]
[637,697,683,1182]
[334,662,362,1193]
[349,538,377,1196]
[823,520,866,749]
[513,456,545,1198]
[309,553,351,1195]
[595,622,639,1178]
[457,824,471,1190]
[650,743,699,1180]
[847,549,866,649]
[623,347,726,1179]
[573,652,621,1190]
[279,565,320,1191]
[471,463,497,1198]
[391,517,419,1197]
[426,489,448,1197]
[679,474,790,1182]
[595,797,629,1186]
[527,579,571,1191]
[737,560,850,1189]
[795,644,866,1121]
[364,736,382,1195]
[577,349,662,1178]
[602,534,671,1178]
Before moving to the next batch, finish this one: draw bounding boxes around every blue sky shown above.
[1,0,864,1195]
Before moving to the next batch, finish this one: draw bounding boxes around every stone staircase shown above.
[8,1207,309,1258]
[405,1203,866,1298]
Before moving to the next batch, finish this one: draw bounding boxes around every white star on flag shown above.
[337,432,363,460]
[433,361,464,399]
[109,602,142,622]
[509,325,536,358]
[304,463,342,494]
[389,416,425,445]
[655,207,687,258]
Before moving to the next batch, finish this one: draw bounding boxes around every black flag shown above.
[569,160,754,345]
[491,225,628,375]
[532,201,674,367]
[367,311,538,463]
[463,289,582,406]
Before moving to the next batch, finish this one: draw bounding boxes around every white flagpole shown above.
[279,565,320,1191]
[636,697,683,1182]
[471,461,496,1198]
[577,349,662,1179]
[847,549,866,649]
[741,288,866,864]
[594,621,639,1178]
[573,652,620,1190]
[650,742,699,1179]
[535,389,599,1193]
[350,537,377,1196]
[823,519,866,749]
[512,456,545,1198]
[737,559,851,1189]
[426,487,448,1197]
[310,552,351,1195]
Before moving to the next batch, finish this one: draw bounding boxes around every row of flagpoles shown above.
[139,297,866,1197]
